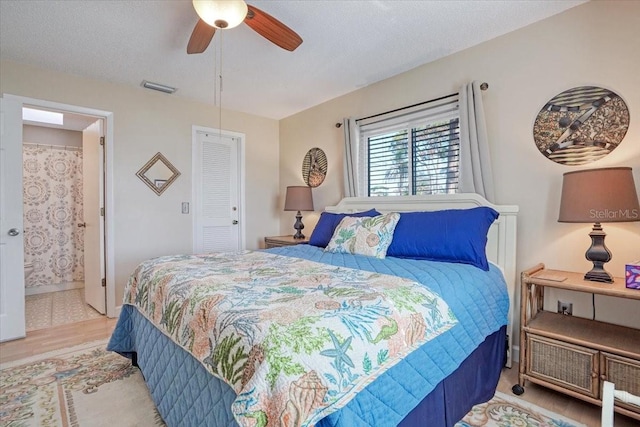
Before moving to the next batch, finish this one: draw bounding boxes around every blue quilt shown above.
[108,245,508,426]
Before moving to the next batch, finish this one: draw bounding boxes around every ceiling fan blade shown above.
[245,5,302,52]
[187,19,216,54]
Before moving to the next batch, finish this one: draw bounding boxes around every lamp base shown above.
[584,222,613,283]
[584,269,613,283]
[293,210,305,239]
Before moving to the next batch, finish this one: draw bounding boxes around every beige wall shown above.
[23,125,82,147]
[1,60,281,304]
[279,1,640,335]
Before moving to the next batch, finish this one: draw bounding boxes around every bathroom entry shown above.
[21,107,106,329]
[1,95,114,342]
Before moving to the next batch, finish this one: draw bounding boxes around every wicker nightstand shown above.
[514,264,640,421]
[264,235,309,249]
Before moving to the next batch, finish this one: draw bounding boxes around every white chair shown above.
[601,381,640,427]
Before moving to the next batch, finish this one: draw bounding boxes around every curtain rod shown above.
[335,82,488,128]
[23,142,82,151]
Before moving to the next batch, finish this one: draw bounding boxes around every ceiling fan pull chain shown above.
[220,30,224,95]
[219,31,223,135]
[213,34,218,107]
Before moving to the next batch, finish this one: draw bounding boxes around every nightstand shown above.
[514,263,640,421]
[264,235,309,249]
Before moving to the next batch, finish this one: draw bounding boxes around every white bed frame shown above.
[326,193,519,367]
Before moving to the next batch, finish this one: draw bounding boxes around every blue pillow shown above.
[386,207,499,270]
[309,209,380,248]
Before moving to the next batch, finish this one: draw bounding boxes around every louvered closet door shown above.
[193,130,241,253]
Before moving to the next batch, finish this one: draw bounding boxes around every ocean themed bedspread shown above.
[123,250,457,427]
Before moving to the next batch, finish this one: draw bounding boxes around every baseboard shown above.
[111,305,122,318]
[512,345,520,366]
[25,281,83,295]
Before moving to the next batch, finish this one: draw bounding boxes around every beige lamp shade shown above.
[284,186,314,212]
[558,167,639,223]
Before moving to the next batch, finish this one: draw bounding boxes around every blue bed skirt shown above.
[400,324,506,426]
[108,305,506,427]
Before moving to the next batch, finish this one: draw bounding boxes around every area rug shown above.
[0,340,162,426]
[1,340,585,427]
[456,391,587,427]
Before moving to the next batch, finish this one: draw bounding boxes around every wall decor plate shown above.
[302,147,328,187]
[533,86,629,166]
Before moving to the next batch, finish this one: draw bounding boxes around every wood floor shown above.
[1,319,637,427]
[0,316,117,363]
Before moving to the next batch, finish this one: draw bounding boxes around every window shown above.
[359,96,460,197]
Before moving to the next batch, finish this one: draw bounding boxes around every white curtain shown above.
[342,117,360,197]
[458,80,495,202]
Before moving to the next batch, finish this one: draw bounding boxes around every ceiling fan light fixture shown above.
[193,0,248,29]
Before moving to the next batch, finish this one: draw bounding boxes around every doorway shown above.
[22,108,105,331]
[0,94,115,342]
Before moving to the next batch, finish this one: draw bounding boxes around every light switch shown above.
[181,202,189,214]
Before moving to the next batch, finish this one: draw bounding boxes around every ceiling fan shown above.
[187,0,303,54]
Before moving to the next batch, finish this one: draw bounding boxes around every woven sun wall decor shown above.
[302,147,328,187]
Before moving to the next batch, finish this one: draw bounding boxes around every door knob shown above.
[78,223,86,228]
[232,220,238,225]
[7,228,20,236]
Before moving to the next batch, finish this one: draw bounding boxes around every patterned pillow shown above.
[308,209,380,248]
[325,213,400,258]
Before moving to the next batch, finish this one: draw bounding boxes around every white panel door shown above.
[0,97,26,342]
[193,130,241,253]
[82,120,105,314]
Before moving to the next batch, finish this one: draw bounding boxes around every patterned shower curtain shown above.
[23,145,84,289]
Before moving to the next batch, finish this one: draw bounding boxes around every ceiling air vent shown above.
[141,80,176,94]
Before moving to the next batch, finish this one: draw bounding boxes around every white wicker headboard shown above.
[325,193,519,367]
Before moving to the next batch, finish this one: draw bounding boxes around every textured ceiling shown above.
[0,0,585,120]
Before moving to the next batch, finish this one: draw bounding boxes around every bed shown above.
[108,194,518,427]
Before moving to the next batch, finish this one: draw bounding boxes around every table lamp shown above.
[284,186,314,239]
[558,167,639,283]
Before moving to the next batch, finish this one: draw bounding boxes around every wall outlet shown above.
[557,301,573,316]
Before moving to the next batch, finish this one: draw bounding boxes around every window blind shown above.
[361,96,460,197]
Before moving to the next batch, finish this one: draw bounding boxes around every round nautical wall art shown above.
[302,147,328,187]
[533,86,629,166]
